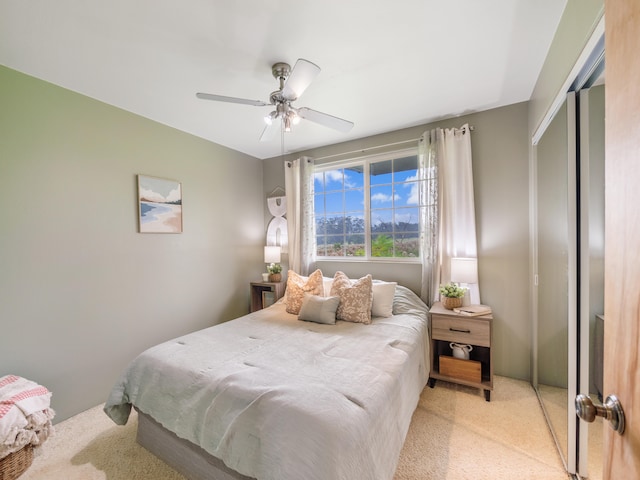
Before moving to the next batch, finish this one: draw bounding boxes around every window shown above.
[314,149,423,260]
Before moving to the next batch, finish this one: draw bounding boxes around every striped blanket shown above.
[0,375,55,459]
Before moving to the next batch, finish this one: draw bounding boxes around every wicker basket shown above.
[441,296,463,310]
[268,273,282,282]
[0,445,33,480]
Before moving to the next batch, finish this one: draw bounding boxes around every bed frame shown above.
[136,409,253,480]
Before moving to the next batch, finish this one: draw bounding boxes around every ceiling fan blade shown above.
[297,107,354,133]
[259,120,279,142]
[281,59,321,101]
[196,92,268,107]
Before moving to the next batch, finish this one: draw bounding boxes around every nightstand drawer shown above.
[431,315,490,347]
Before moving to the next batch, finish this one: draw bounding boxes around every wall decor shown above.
[137,175,183,233]
[266,186,288,252]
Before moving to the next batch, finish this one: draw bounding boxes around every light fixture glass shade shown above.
[264,246,281,264]
[264,111,277,125]
[450,257,478,284]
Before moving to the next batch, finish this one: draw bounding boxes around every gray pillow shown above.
[298,294,340,325]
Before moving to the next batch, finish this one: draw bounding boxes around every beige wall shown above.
[263,102,532,380]
[0,66,264,422]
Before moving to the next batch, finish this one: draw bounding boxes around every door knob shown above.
[575,394,625,435]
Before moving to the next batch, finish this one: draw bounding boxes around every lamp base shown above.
[461,290,471,307]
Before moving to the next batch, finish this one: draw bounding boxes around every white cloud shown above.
[139,186,181,203]
[165,187,181,203]
[139,187,165,203]
[371,192,399,203]
[406,183,419,205]
[315,169,358,189]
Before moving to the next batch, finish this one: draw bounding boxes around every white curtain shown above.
[418,130,441,305]
[420,124,480,305]
[284,157,315,275]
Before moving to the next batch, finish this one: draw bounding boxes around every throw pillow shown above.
[285,269,324,315]
[371,281,397,317]
[298,293,340,324]
[330,271,373,324]
[322,277,334,297]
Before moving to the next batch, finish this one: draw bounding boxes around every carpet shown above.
[19,376,568,479]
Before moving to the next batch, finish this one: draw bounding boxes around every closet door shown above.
[535,92,578,474]
[577,83,605,479]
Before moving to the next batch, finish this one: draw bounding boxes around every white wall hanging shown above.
[266,187,288,253]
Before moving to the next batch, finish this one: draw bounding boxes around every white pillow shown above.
[322,277,334,297]
[371,281,397,317]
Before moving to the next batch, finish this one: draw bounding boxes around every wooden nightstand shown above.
[428,302,493,401]
[250,282,285,312]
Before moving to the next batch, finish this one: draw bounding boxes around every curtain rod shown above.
[311,125,474,162]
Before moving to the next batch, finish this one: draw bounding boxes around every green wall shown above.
[263,102,532,381]
[0,66,264,422]
[529,0,604,136]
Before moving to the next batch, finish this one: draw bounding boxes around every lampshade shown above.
[264,246,281,264]
[450,257,478,284]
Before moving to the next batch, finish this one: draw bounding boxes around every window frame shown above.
[313,147,422,263]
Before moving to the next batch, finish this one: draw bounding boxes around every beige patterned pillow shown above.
[285,269,324,314]
[330,271,373,324]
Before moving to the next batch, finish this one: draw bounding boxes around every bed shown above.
[104,277,429,480]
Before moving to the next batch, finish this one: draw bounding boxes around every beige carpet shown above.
[19,376,568,480]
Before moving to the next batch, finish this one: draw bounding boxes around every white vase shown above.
[450,342,473,360]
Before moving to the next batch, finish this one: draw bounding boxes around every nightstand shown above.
[250,281,285,312]
[428,302,493,401]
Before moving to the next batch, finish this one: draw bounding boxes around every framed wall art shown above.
[137,175,183,233]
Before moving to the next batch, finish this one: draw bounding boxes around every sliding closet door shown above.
[535,92,577,474]
[577,82,605,479]
[533,25,605,478]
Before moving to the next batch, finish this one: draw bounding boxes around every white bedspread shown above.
[104,286,429,480]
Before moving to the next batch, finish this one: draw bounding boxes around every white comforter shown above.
[104,286,429,480]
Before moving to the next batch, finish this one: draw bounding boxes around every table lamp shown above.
[264,246,282,281]
[450,257,478,307]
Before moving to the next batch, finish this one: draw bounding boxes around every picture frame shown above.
[137,175,183,233]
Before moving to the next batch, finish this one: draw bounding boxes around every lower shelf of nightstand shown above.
[428,371,493,401]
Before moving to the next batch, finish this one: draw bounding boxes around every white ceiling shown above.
[0,0,567,160]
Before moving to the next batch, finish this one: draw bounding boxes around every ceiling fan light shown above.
[284,116,292,132]
[264,111,277,125]
[290,111,301,125]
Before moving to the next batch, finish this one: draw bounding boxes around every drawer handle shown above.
[449,327,471,334]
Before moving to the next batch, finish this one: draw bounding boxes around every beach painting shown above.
[137,175,183,233]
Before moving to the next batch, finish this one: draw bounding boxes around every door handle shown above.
[575,394,625,435]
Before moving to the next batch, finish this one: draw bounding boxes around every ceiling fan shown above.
[196,59,354,141]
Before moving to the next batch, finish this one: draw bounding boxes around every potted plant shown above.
[439,282,466,310]
[267,262,282,282]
